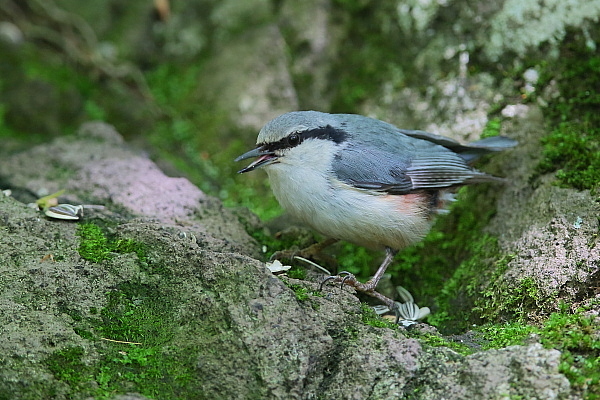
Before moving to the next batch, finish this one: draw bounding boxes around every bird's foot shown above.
[319,271,376,291]
[319,271,396,310]
[270,238,339,267]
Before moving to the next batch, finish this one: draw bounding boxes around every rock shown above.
[488,106,600,316]
[418,343,570,400]
[1,1,598,398]
[0,122,579,399]
[1,121,259,258]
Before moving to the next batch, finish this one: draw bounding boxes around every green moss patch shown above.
[45,278,199,399]
[287,283,312,302]
[416,333,474,356]
[97,282,175,346]
[481,117,503,139]
[46,343,196,399]
[543,312,600,398]
[478,306,600,400]
[537,32,600,193]
[286,265,307,280]
[359,303,398,330]
[47,224,202,398]
[282,280,324,311]
[76,223,111,263]
[76,223,172,276]
[538,122,600,192]
[45,346,91,389]
[77,223,147,264]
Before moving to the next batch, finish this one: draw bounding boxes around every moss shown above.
[476,305,600,400]
[537,123,600,192]
[427,233,502,329]
[45,279,199,399]
[481,117,502,138]
[427,221,548,331]
[287,283,311,302]
[536,32,600,193]
[282,280,323,311]
[97,282,175,346]
[77,223,112,263]
[46,346,92,390]
[416,333,474,356]
[359,303,397,330]
[478,322,538,350]
[287,265,307,280]
[46,344,197,399]
[76,223,169,275]
[541,311,600,399]
[96,345,196,399]
[50,226,209,397]
[476,274,556,323]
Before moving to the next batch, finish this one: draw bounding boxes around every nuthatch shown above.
[236,111,516,309]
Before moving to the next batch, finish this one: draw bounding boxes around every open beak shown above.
[234,147,278,173]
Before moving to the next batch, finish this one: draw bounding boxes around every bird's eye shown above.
[288,133,300,146]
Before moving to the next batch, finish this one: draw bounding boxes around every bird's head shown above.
[235,111,348,173]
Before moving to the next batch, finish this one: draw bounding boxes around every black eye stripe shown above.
[259,125,348,152]
[305,125,347,144]
[260,134,301,153]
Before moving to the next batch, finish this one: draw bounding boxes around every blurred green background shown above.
[1,0,598,321]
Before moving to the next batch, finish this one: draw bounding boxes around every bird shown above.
[235,111,516,310]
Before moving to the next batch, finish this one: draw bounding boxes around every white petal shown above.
[266,260,292,273]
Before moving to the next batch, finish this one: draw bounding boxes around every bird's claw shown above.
[338,271,356,289]
[270,238,339,267]
[319,271,356,291]
[270,248,297,262]
[319,275,336,291]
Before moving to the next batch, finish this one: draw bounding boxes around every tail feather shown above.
[458,136,517,163]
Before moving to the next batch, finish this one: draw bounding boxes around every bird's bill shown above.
[235,147,278,173]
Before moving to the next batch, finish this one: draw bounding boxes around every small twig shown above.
[101,338,142,345]
[293,256,332,275]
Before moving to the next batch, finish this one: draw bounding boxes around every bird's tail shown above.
[457,136,518,163]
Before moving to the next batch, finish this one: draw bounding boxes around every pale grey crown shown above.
[256,111,341,144]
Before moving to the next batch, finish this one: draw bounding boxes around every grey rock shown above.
[488,106,600,315]
[1,121,259,258]
[0,122,578,399]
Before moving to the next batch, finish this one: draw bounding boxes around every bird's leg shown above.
[271,237,339,266]
[338,247,397,293]
[360,247,398,291]
[321,247,399,309]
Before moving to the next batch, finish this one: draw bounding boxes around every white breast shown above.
[264,140,432,250]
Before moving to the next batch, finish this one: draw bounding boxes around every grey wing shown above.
[332,143,499,195]
[398,128,518,163]
[332,146,413,193]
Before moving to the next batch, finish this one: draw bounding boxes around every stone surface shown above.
[487,106,600,315]
[1,0,599,398]
[1,121,258,258]
[0,123,578,399]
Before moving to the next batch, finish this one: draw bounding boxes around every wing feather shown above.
[329,114,513,194]
[332,142,499,195]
